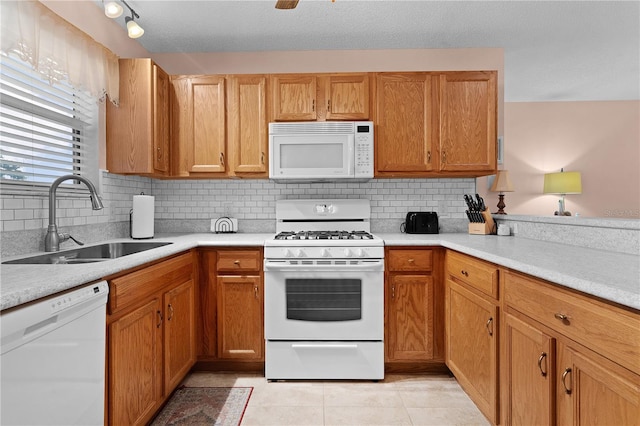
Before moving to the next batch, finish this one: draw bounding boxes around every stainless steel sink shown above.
[2,242,173,265]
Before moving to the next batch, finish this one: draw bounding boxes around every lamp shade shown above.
[126,17,144,38]
[489,170,514,193]
[104,1,123,18]
[543,171,582,195]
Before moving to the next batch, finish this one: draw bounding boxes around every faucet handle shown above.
[60,233,85,246]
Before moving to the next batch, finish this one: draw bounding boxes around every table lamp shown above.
[489,170,514,214]
[543,168,582,216]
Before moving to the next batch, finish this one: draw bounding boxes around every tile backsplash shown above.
[1,172,473,256]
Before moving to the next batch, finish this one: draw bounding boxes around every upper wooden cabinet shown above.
[227,75,268,176]
[172,75,227,177]
[107,58,170,176]
[438,71,497,173]
[270,73,370,121]
[375,73,436,175]
[374,71,497,178]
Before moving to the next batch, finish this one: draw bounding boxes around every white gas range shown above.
[264,199,384,380]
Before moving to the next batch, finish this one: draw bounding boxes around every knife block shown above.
[468,210,496,235]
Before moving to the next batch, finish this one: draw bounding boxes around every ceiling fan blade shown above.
[275,0,299,9]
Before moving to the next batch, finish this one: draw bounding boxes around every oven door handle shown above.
[264,260,384,271]
[291,343,359,349]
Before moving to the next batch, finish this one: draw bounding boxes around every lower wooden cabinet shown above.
[445,250,500,424]
[199,248,264,366]
[109,298,163,426]
[446,278,499,423]
[503,312,554,426]
[106,252,196,426]
[503,270,640,426]
[385,247,445,371]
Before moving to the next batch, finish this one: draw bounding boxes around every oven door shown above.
[264,261,384,341]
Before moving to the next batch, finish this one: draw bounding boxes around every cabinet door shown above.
[228,75,268,175]
[438,71,497,173]
[271,74,317,121]
[387,274,434,361]
[107,58,169,176]
[163,279,196,394]
[153,64,170,174]
[217,275,263,360]
[446,279,498,424]
[504,313,555,426]
[375,73,435,175]
[109,298,163,426]
[190,76,226,174]
[323,73,369,120]
[557,343,640,426]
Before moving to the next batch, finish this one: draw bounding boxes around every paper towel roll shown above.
[131,195,154,239]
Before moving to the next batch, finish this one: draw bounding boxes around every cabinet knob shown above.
[234,260,241,265]
[554,313,570,323]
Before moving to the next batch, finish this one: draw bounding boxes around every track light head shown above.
[125,15,144,39]
[104,1,123,18]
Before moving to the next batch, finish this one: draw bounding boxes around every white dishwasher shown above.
[1,280,109,426]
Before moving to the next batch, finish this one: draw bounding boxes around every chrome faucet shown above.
[45,175,104,252]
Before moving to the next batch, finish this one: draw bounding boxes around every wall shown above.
[479,100,640,219]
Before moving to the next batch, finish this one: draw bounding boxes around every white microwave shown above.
[269,121,374,182]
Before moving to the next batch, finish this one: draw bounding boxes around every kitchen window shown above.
[0,53,99,194]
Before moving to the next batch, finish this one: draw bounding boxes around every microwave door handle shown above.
[347,134,355,175]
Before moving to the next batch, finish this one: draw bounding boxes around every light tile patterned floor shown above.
[181,372,491,426]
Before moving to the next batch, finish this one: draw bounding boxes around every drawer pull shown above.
[156,310,163,328]
[461,270,469,277]
[391,285,395,300]
[234,260,241,265]
[167,303,174,321]
[554,313,570,324]
[408,258,415,264]
[561,368,572,394]
[485,317,494,336]
[254,285,259,299]
[537,352,547,377]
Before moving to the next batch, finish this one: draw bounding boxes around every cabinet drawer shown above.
[109,252,193,314]
[387,249,433,272]
[217,250,262,273]
[504,270,640,375]
[446,250,498,299]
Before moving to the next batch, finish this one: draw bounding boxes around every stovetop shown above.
[274,230,375,241]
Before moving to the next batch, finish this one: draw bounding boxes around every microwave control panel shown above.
[354,122,374,178]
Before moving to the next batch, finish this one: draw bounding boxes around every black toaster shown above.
[404,212,439,234]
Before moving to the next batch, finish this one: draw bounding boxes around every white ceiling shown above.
[110,0,639,102]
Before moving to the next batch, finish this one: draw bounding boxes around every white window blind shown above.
[0,53,98,193]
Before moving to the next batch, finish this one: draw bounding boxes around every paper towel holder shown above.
[130,192,155,239]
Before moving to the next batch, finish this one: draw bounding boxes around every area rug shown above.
[151,386,253,426]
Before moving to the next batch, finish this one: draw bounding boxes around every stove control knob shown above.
[283,249,294,257]
[344,249,353,257]
[321,248,331,257]
[356,249,365,257]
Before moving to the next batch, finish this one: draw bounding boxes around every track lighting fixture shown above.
[103,0,144,39]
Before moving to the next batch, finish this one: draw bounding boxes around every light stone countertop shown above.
[1,232,638,312]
